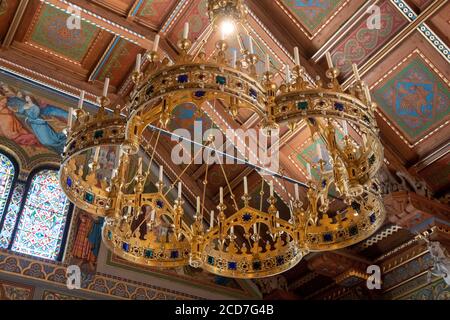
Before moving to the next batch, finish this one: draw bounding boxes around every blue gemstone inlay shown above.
[178,74,189,83]
[323,233,333,242]
[156,200,164,209]
[369,213,376,224]
[171,250,179,259]
[107,230,112,240]
[67,177,72,188]
[228,262,237,270]
[207,256,215,265]
[242,213,252,222]
[84,192,94,204]
[194,91,206,98]
[276,256,284,266]
[249,88,257,99]
[334,102,344,111]
[252,261,261,270]
[122,242,130,252]
[144,249,153,258]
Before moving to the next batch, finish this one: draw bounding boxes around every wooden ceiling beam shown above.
[2,0,30,48]
[39,0,156,50]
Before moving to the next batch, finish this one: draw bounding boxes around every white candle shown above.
[295,184,299,201]
[342,121,348,136]
[102,77,110,97]
[178,182,182,198]
[364,85,372,104]
[135,54,141,72]
[137,157,142,175]
[183,22,189,39]
[270,181,274,197]
[265,54,270,72]
[210,210,214,228]
[220,187,223,204]
[68,107,73,127]
[151,209,156,221]
[196,196,200,213]
[316,143,323,160]
[289,202,294,220]
[285,64,291,83]
[276,211,280,227]
[306,163,312,179]
[230,226,234,234]
[325,52,334,69]
[231,49,237,68]
[248,35,254,54]
[153,34,160,52]
[78,90,85,109]
[294,47,300,66]
[159,165,163,182]
[352,63,360,81]
[116,146,123,166]
[112,168,118,179]
[127,206,132,216]
[253,223,258,234]
[93,147,100,162]
[244,176,248,194]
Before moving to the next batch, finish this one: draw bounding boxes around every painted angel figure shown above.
[6,91,68,154]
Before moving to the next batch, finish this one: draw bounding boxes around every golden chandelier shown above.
[60,0,385,279]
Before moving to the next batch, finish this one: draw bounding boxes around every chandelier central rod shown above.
[146,124,312,190]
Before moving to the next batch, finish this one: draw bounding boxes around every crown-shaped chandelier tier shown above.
[60,89,167,217]
[298,171,385,251]
[125,28,268,154]
[273,62,383,197]
[102,177,192,268]
[189,187,308,278]
[60,94,126,217]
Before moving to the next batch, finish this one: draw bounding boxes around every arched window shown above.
[0,153,15,221]
[11,169,71,260]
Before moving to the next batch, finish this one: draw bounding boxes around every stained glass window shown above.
[0,183,25,248]
[11,170,70,260]
[0,153,15,222]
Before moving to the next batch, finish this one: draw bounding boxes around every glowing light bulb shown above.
[220,20,235,37]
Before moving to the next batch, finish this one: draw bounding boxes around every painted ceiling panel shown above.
[373,53,449,144]
[28,4,100,62]
[167,0,210,44]
[331,0,408,75]
[280,0,344,35]
[135,0,178,27]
